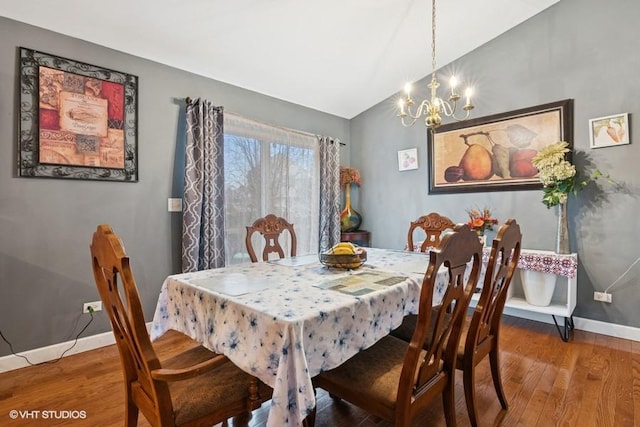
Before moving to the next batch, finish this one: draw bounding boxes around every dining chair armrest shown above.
[151,353,229,382]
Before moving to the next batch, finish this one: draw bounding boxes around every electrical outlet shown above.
[593,291,612,303]
[83,301,103,313]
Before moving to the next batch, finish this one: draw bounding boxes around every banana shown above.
[335,242,356,250]
[332,247,354,255]
[331,242,356,255]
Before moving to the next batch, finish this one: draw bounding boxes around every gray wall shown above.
[350,0,640,327]
[2,0,639,358]
[0,17,350,356]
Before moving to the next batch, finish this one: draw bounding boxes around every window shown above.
[223,113,319,265]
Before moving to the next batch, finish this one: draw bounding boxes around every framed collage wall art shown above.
[427,99,573,194]
[18,47,139,181]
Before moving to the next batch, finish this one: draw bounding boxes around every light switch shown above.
[168,198,183,212]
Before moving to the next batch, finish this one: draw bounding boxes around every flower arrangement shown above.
[340,166,361,187]
[530,141,603,208]
[466,207,498,235]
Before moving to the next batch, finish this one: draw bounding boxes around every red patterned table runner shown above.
[408,243,578,278]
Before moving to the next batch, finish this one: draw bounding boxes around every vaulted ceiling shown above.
[0,0,559,118]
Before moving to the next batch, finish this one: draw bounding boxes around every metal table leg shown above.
[552,315,574,342]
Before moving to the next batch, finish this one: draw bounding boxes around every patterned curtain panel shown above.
[318,135,341,252]
[182,99,225,272]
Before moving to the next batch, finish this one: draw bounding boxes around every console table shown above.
[470,248,578,342]
[409,242,578,342]
[341,230,371,247]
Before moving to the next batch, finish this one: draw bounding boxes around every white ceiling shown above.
[1,0,559,119]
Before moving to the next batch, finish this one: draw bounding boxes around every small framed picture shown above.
[589,113,630,148]
[398,148,418,171]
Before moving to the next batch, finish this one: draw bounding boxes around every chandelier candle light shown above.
[397,0,474,128]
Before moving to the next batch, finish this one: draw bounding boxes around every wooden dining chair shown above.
[407,212,456,252]
[456,219,522,427]
[245,214,297,262]
[90,224,271,427]
[312,224,483,427]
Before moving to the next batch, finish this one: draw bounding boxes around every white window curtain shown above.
[223,113,320,265]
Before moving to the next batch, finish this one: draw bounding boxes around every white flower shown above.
[538,160,576,185]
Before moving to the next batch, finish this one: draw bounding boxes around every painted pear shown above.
[459,143,493,180]
[491,143,510,178]
[509,148,538,177]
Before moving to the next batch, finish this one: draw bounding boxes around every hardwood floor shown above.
[0,315,638,426]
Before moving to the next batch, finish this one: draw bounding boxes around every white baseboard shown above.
[502,307,640,342]
[1,317,638,373]
[0,331,116,373]
[0,323,155,373]
[573,317,640,342]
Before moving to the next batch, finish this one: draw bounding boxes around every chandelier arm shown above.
[449,109,473,122]
[439,99,454,116]
[400,116,420,127]
[405,100,432,121]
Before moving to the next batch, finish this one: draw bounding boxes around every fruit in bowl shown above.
[321,242,367,269]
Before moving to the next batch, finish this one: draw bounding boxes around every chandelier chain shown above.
[431,0,437,82]
[397,0,475,128]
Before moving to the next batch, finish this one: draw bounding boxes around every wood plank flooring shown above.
[0,315,638,426]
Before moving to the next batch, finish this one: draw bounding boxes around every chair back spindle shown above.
[407,212,455,252]
[245,214,297,262]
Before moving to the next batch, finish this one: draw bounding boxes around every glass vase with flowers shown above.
[530,141,610,253]
[466,207,498,245]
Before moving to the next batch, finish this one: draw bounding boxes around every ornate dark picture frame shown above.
[427,99,573,194]
[18,47,138,181]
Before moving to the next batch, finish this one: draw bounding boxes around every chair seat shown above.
[315,335,408,416]
[165,347,261,425]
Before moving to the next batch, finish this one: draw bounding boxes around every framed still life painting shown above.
[18,47,139,181]
[427,99,573,194]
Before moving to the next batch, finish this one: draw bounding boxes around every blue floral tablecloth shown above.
[151,248,443,427]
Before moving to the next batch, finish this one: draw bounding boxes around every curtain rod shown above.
[185,98,345,145]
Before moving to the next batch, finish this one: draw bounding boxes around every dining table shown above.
[150,248,449,427]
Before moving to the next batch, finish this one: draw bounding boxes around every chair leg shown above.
[233,411,252,426]
[442,380,457,427]
[125,400,138,427]
[489,347,508,409]
[303,386,317,427]
[247,376,262,410]
[463,364,479,427]
[303,406,317,427]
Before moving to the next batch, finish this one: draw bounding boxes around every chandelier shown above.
[397,0,474,128]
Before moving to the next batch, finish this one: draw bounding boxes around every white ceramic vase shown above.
[520,269,557,306]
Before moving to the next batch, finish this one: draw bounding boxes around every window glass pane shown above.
[224,134,261,263]
[223,113,319,265]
